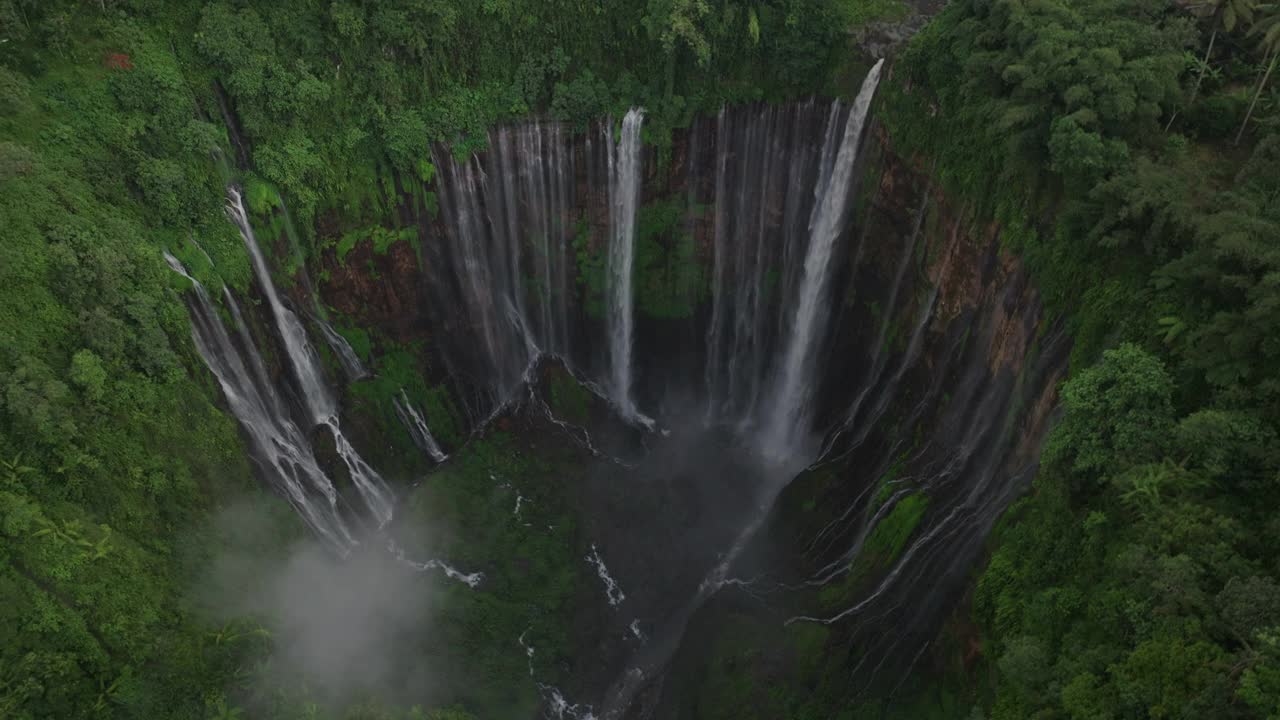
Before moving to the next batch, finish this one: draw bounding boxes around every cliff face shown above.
[298,105,1063,456]
[639,125,1068,716]
[257,97,1067,712]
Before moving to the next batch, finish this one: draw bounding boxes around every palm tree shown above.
[1236,4,1280,144]
[1170,0,1260,130]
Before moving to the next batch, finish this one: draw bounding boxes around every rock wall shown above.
[252,96,1069,713]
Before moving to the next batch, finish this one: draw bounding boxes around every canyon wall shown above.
[220,87,1068,715]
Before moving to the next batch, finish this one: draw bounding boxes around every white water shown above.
[586,543,627,607]
[171,251,480,584]
[226,187,336,423]
[224,188,395,528]
[325,417,395,527]
[392,390,448,463]
[760,59,884,459]
[605,109,646,422]
[387,538,483,588]
[431,122,576,411]
[701,98,846,431]
[160,67,1052,718]
[316,318,369,381]
[520,632,600,720]
[163,253,354,550]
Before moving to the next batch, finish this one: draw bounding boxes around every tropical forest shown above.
[1,0,1279,718]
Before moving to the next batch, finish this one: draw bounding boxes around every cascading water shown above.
[227,187,396,526]
[428,86,881,451]
[760,58,885,459]
[393,390,448,463]
[316,317,369,381]
[163,253,354,550]
[227,187,336,423]
[175,57,1069,717]
[703,99,834,426]
[167,246,481,584]
[429,122,577,409]
[604,109,646,422]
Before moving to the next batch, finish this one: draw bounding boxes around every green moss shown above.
[334,225,415,264]
[818,493,930,611]
[335,325,372,362]
[871,452,909,511]
[350,345,461,450]
[547,367,591,425]
[634,198,708,319]
[397,431,589,717]
[865,493,929,560]
[244,176,281,215]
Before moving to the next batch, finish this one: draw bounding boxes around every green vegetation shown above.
[547,366,591,426]
[4,0,1279,716]
[634,199,709,319]
[349,343,461,455]
[838,0,910,27]
[333,226,418,265]
[175,0,867,233]
[0,7,276,717]
[883,0,1280,715]
[398,431,586,717]
[818,493,929,611]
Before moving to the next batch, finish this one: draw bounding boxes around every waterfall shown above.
[430,98,873,438]
[316,318,369,381]
[326,418,395,526]
[225,187,395,527]
[703,99,830,426]
[393,390,448,463]
[760,59,884,459]
[163,253,355,550]
[432,154,527,394]
[430,122,576,408]
[226,187,336,423]
[605,109,645,422]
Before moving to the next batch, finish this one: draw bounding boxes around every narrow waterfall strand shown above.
[761,60,885,459]
[605,108,646,421]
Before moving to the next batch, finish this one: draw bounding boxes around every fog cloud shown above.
[198,498,443,707]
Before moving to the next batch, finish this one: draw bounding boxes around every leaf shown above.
[1157,316,1186,344]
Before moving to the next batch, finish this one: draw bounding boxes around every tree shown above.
[1217,575,1280,648]
[1167,0,1259,130]
[1043,343,1175,482]
[646,0,712,66]
[1236,3,1280,143]
[68,350,107,402]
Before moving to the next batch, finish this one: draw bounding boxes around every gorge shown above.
[164,58,1064,718]
[4,1,1279,719]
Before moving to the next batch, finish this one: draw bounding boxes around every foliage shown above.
[3,0,1275,716]
[172,0,868,228]
[349,344,461,461]
[633,198,708,319]
[0,10,279,716]
[817,493,929,611]
[396,430,587,717]
[547,366,591,426]
[1043,343,1174,481]
[885,0,1280,715]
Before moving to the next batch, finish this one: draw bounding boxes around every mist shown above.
[197,498,444,708]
